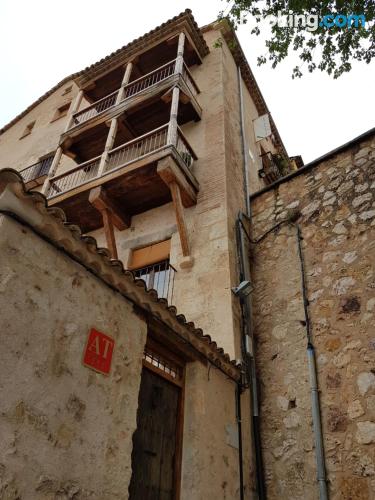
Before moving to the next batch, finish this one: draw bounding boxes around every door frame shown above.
[141,336,186,500]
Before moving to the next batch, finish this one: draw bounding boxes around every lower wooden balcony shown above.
[47,124,199,234]
[20,155,53,188]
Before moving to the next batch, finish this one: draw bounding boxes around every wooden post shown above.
[101,208,118,259]
[64,89,84,132]
[97,118,119,176]
[41,146,63,196]
[89,186,131,230]
[167,87,180,147]
[116,61,133,104]
[175,32,185,74]
[170,181,190,257]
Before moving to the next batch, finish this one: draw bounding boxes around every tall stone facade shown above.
[251,132,375,499]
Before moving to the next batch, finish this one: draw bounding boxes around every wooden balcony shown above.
[259,152,285,184]
[47,125,198,233]
[61,59,200,152]
[19,155,53,188]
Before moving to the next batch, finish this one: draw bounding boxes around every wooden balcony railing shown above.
[124,60,176,99]
[47,125,196,199]
[259,152,285,184]
[68,58,199,130]
[182,61,200,96]
[133,260,176,304]
[72,90,119,126]
[20,155,53,183]
[105,124,169,173]
[47,156,101,198]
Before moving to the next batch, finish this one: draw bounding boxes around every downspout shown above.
[237,66,266,499]
[237,382,245,500]
[295,225,328,500]
[238,213,329,500]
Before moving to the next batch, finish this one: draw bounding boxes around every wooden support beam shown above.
[175,32,186,74]
[64,89,84,132]
[98,117,118,176]
[101,208,118,259]
[170,181,190,257]
[167,87,180,146]
[89,186,131,230]
[166,34,178,46]
[116,61,134,103]
[41,146,63,195]
[157,157,197,207]
[179,91,190,105]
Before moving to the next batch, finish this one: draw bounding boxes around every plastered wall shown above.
[0,215,147,499]
[182,361,254,499]
[0,82,80,171]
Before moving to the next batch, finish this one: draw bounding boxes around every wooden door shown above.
[129,367,181,500]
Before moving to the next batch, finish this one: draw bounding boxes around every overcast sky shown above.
[1,0,374,163]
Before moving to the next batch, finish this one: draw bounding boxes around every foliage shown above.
[220,0,375,78]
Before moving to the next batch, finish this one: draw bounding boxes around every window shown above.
[62,86,72,95]
[129,240,175,303]
[19,121,35,139]
[51,102,70,122]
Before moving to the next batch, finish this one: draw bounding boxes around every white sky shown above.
[1,0,374,163]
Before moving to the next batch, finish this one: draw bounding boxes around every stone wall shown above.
[250,134,375,499]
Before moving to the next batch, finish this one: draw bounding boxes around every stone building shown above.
[0,8,374,500]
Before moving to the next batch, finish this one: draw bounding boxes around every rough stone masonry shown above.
[250,131,375,499]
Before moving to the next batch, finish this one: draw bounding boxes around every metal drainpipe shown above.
[237,65,266,500]
[237,382,245,500]
[295,224,328,500]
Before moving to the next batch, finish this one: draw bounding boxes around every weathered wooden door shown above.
[129,367,181,500]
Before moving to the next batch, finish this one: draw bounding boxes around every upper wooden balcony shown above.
[46,123,198,233]
[61,59,200,151]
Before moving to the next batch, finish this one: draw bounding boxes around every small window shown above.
[62,86,72,95]
[128,240,175,302]
[51,103,70,122]
[19,121,35,139]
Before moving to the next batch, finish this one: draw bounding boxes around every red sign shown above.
[83,328,115,375]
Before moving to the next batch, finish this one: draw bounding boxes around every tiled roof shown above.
[0,169,240,381]
[0,9,208,135]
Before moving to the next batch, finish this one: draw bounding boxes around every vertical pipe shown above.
[236,383,245,500]
[237,216,266,500]
[296,225,328,500]
[238,67,251,216]
[237,63,266,499]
